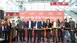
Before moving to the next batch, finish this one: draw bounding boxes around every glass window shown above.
[28,0,57,2]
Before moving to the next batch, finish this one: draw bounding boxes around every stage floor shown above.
[12,37,77,43]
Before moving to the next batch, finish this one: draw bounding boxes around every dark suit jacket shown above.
[27,21,34,28]
[17,20,25,30]
[4,22,11,32]
[0,26,2,32]
[37,21,42,28]
[4,25,8,31]
[65,22,70,28]
[41,21,46,28]
[34,21,42,29]
[69,21,75,30]
[7,22,11,31]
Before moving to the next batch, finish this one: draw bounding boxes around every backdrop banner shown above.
[19,10,64,36]
[6,12,19,16]
[19,10,64,22]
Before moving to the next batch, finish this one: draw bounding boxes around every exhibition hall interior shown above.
[0,0,77,43]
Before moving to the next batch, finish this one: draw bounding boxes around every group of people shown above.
[0,18,11,42]
[0,17,77,43]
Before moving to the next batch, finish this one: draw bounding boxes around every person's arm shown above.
[33,21,35,28]
[73,21,76,30]
[23,22,26,28]
[26,21,28,29]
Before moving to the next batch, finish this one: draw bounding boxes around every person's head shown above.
[29,18,32,21]
[20,18,24,22]
[70,18,72,21]
[4,18,8,21]
[64,19,67,22]
[46,19,50,23]
[18,17,20,20]
[57,19,60,22]
[12,20,15,23]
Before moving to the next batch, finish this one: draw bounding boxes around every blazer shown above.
[34,21,42,29]
[64,22,70,28]
[37,21,42,28]
[69,21,75,30]
[4,22,11,32]
[27,21,34,28]
[17,20,25,29]
[7,22,12,31]
[0,26,2,32]
[41,21,46,28]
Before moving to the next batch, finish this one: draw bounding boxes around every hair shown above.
[18,16,20,19]
[57,19,60,23]
[46,19,50,24]
[70,18,72,19]
[64,18,67,21]
[4,18,8,21]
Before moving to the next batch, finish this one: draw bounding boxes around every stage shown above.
[12,37,77,43]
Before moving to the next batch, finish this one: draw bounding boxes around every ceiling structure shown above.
[0,0,77,22]
[0,0,77,11]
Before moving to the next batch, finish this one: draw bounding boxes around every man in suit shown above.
[16,17,25,42]
[0,21,2,37]
[41,19,46,42]
[69,18,75,43]
[33,20,43,43]
[33,20,38,43]
[58,19,65,43]
[3,18,11,41]
[26,18,34,43]
[37,20,43,42]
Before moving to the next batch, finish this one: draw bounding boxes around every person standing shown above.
[33,20,38,43]
[0,20,2,37]
[33,20,43,43]
[46,19,53,43]
[1,19,5,38]
[21,19,26,41]
[7,19,12,42]
[69,18,76,43]
[11,20,17,41]
[37,20,43,43]
[41,19,46,42]
[58,19,65,43]
[3,18,9,41]
[16,17,25,42]
[52,19,57,42]
[64,19,70,42]
[27,18,34,43]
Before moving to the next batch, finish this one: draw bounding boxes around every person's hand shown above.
[33,27,36,30]
[71,29,74,31]
[41,27,43,28]
[46,26,48,28]
[62,29,64,32]
[63,26,65,28]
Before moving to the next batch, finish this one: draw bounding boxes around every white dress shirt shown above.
[2,26,4,31]
[42,21,43,25]
[53,21,57,27]
[29,21,31,28]
[35,22,37,29]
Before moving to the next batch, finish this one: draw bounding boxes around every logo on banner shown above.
[50,0,72,6]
